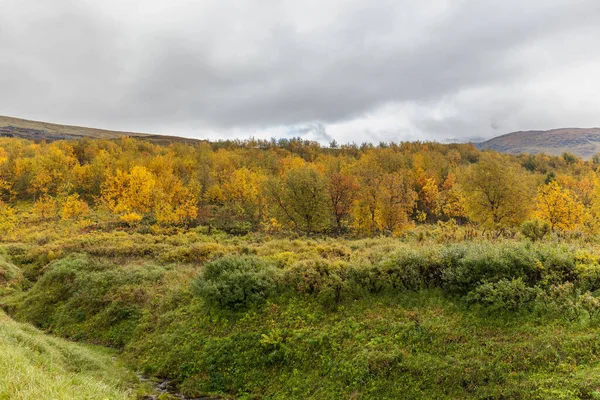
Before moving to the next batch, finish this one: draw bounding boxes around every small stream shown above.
[137,374,221,400]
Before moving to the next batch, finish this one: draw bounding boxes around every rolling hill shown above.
[0,115,203,146]
[476,128,600,159]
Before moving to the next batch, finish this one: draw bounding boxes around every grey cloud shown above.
[286,123,333,143]
[1,0,600,142]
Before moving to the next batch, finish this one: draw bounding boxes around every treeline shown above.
[0,136,598,236]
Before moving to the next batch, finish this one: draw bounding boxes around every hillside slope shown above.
[0,310,134,399]
[477,128,600,159]
[0,115,202,146]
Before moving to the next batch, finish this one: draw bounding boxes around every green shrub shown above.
[264,251,299,269]
[160,242,225,263]
[441,243,539,294]
[536,246,577,285]
[377,251,425,291]
[223,221,254,236]
[0,255,22,291]
[281,259,350,307]
[375,249,441,291]
[346,247,443,296]
[575,262,600,292]
[537,282,583,322]
[536,285,600,322]
[466,278,537,311]
[579,292,600,320]
[521,219,550,241]
[315,244,350,260]
[192,256,277,310]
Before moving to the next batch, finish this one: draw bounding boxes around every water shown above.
[137,374,221,400]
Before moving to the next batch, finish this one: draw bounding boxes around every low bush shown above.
[281,259,351,307]
[521,219,551,241]
[441,242,539,294]
[0,254,22,291]
[160,242,226,263]
[375,250,431,292]
[466,278,538,312]
[537,282,583,322]
[580,292,600,320]
[536,245,578,286]
[192,256,278,310]
[575,262,600,292]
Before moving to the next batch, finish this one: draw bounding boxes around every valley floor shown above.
[4,222,600,398]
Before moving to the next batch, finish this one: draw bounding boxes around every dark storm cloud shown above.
[2,0,600,142]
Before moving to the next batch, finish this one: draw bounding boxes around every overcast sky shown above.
[2,0,600,144]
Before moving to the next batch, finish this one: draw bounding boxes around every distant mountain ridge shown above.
[0,115,203,146]
[3,116,600,159]
[476,128,600,159]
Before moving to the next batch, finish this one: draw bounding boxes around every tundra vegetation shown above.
[2,137,600,398]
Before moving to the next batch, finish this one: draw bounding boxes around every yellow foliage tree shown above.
[61,194,90,220]
[28,143,78,199]
[376,172,417,235]
[535,180,584,231]
[102,166,156,215]
[439,173,467,220]
[279,156,306,176]
[0,148,11,200]
[585,175,600,234]
[352,155,383,236]
[460,154,533,232]
[420,177,441,219]
[120,212,143,226]
[0,201,16,234]
[102,165,198,226]
[153,175,198,226]
[221,167,265,221]
[34,195,58,220]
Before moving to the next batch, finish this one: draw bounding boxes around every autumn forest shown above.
[0,136,595,237]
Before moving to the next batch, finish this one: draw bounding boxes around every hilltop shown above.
[476,128,600,159]
[0,115,203,146]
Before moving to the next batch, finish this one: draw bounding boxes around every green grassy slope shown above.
[0,310,135,400]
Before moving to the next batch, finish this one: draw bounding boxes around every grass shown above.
[0,310,135,400]
[124,292,600,399]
